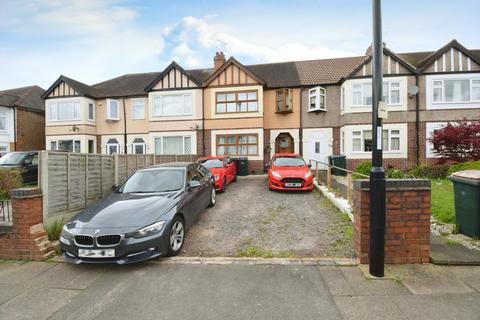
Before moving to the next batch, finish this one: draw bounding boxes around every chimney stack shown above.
[214,52,226,71]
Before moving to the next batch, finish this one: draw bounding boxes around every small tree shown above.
[429,120,480,162]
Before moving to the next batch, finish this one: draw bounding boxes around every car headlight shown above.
[214,175,220,181]
[133,221,166,238]
[304,171,312,178]
[271,171,282,179]
[61,224,73,238]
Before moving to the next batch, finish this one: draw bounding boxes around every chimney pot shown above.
[214,52,226,71]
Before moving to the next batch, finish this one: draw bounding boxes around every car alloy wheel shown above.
[208,187,216,208]
[168,218,185,256]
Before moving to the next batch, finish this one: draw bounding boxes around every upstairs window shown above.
[352,81,401,106]
[132,138,146,154]
[308,87,326,111]
[88,103,95,121]
[432,78,480,103]
[49,101,81,121]
[132,99,145,119]
[276,89,293,113]
[0,112,5,131]
[215,91,258,113]
[106,138,120,155]
[341,87,345,111]
[106,99,120,120]
[153,94,192,117]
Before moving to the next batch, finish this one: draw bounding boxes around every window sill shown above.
[275,109,293,114]
[307,108,326,113]
[151,114,193,118]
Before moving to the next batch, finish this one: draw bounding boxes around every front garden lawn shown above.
[431,179,455,224]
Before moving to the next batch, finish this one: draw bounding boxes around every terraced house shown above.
[43,39,480,172]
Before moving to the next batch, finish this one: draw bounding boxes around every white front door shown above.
[308,132,329,169]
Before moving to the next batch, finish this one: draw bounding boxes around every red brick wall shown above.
[15,108,45,151]
[353,180,431,264]
[0,189,55,261]
[263,129,271,168]
[332,127,340,155]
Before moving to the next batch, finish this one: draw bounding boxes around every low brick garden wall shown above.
[353,179,431,264]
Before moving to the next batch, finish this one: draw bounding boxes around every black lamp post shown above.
[369,0,386,277]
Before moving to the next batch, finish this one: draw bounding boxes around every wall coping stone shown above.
[353,179,431,191]
[9,188,42,199]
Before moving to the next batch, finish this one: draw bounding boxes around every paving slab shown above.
[334,295,407,320]
[388,264,475,295]
[338,266,411,296]
[50,264,343,320]
[0,287,79,320]
[430,234,480,265]
[0,261,55,285]
[0,284,26,305]
[392,292,480,320]
[449,266,480,292]
[318,266,355,296]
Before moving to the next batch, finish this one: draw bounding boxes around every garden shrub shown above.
[408,164,450,179]
[353,160,372,178]
[447,161,480,175]
[386,168,405,179]
[0,168,22,200]
[46,219,64,242]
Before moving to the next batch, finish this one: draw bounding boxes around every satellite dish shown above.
[408,85,419,97]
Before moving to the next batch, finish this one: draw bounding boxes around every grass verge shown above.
[431,179,455,224]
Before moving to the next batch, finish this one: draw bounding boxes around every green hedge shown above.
[447,161,480,175]
[353,160,406,179]
[408,164,450,179]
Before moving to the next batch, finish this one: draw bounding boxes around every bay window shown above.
[88,103,95,121]
[50,139,81,153]
[352,129,401,153]
[0,112,5,131]
[276,89,293,113]
[352,81,400,106]
[215,91,258,113]
[132,99,145,119]
[155,136,192,155]
[49,101,81,121]
[153,94,192,117]
[432,78,480,103]
[106,99,119,120]
[216,134,258,156]
[308,86,326,111]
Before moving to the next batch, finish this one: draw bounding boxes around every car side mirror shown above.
[187,180,201,190]
[23,159,32,166]
[265,165,270,170]
[308,164,312,168]
[111,184,119,191]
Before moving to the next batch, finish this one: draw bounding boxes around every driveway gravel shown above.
[181,177,354,258]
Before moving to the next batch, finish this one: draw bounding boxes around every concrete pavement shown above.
[0,260,479,320]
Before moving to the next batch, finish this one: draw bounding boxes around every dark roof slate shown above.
[0,85,45,112]
[93,72,160,98]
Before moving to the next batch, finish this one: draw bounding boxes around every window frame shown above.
[49,139,81,153]
[132,138,146,154]
[88,103,95,121]
[0,111,6,131]
[351,81,401,107]
[48,101,81,122]
[430,78,480,104]
[132,99,145,120]
[351,129,401,153]
[106,99,120,121]
[106,142,120,155]
[216,134,259,156]
[152,93,193,117]
[215,90,259,114]
[154,135,193,155]
[308,86,326,112]
[275,89,293,113]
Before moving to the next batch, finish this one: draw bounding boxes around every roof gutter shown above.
[122,98,127,154]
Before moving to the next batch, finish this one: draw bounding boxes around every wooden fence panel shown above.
[68,155,86,211]
[47,153,68,215]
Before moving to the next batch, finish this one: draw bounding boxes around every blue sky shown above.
[1,0,479,89]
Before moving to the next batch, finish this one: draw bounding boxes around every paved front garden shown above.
[180,178,354,258]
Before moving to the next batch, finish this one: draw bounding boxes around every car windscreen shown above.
[0,153,26,165]
[197,159,223,168]
[273,157,305,167]
[120,169,185,193]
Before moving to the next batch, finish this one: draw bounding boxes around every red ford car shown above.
[197,156,237,192]
[268,154,314,191]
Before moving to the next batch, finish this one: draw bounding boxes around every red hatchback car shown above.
[197,156,237,192]
[268,154,314,191]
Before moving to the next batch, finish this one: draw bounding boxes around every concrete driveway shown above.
[181,177,354,258]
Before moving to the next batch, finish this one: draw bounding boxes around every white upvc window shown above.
[154,136,192,155]
[308,86,326,111]
[106,138,120,155]
[351,129,401,153]
[340,130,345,154]
[49,101,81,121]
[352,81,401,107]
[132,138,146,154]
[340,87,345,111]
[88,103,95,121]
[50,139,81,153]
[431,78,480,103]
[0,111,6,131]
[132,99,145,119]
[153,94,192,117]
[106,99,120,120]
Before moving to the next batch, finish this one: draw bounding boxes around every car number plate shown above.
[78,249,115,258]
[285,183,302,187]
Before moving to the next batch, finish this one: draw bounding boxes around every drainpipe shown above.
[299,87,303,155]
[13,107,17,151]
[415,74,420,166]
[202,90,205,156]
[122,98,127,154]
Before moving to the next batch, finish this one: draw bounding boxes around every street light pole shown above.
[369,0,386,277]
